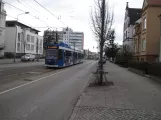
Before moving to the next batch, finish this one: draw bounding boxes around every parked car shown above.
[21,54,35,61]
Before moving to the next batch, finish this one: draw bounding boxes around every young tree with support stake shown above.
[91,0,114,85]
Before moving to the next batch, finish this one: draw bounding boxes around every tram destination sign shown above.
[48,46,58,49]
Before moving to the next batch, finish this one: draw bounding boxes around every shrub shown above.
[128,61,148,73]
[4,52,14,58]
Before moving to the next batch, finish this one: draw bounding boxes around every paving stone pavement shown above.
[69,62,161,120]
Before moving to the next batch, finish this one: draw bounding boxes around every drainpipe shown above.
[14,25,17,62]
[158,14,161,62]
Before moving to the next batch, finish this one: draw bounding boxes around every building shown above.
[123,2,142,52]
[61,27,84,50]
[0,0,6,58]
[133,0,161,62]
[133,19,142,61]
[69,32,84,50]
[5,21,43,57]
[84,49,98,59]
[43,27,84,50]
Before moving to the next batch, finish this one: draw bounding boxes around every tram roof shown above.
[47,42,83,52]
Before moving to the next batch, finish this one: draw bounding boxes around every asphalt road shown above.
[0,62,46,77]
[0,62,53,91]
[0,60,96,120]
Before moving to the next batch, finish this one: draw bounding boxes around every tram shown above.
[45,42,84,68]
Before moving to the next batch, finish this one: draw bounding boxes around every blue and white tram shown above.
[45,42,84,68]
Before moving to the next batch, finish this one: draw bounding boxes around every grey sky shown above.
[4,0,143,51]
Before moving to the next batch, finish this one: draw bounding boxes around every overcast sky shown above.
[4,0,143,51]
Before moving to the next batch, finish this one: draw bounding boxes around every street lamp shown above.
[158,14,161,62]
[14,12,29,62]
[17,12,29,21]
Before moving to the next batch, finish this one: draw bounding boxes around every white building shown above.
[60,28,84,50]
[0,0,6,58]
[123,2,141,52]
[5,21,43,57]
[69,32,84,50]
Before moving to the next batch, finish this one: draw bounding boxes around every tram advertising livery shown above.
[45,42,84,68]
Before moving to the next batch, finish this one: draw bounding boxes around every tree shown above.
[104,29,119,61]
[91,0,114,84]
[105,44,120,61]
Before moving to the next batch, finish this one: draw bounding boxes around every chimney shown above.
[126,2,129,9]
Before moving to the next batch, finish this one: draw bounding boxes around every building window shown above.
[27,35,30,42]
[142,39,146,51]
[143,18,147,30]
[31,45,34,51]
[18,33,21,42]
[26,44,30,50]
[17,43,20,51]
[40,40,42,46]
[31,36,34,43]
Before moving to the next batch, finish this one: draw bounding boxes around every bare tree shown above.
[91,0,114,84]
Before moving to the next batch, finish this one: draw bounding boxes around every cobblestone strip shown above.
[71,106,161,120]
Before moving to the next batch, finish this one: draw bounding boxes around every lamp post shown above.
[14,12,29,62]
[158,14,161,62]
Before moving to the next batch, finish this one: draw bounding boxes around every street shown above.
[0,60,96,120]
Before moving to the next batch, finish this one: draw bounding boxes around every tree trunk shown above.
[99,0,105,85]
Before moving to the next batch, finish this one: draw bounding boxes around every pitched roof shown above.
[128,8,142,25]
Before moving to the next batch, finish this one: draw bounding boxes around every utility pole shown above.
[99,0,105,84]
[56,30,58,43]
[88,49,89,59]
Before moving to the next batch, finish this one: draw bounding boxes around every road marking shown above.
[0,69,66,95]
[0,61,94,95]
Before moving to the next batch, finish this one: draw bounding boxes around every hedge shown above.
[128,62,161,78]
[148,63,161,78]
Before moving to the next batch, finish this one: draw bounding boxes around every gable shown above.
[142,0,148,9]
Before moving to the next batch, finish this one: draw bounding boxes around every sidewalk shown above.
[69,62,161,120]
[0,58,45,64]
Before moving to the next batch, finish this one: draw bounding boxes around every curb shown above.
[69,107,79,120]
[0,60,44,65]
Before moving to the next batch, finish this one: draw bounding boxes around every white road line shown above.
[0,69,66,95]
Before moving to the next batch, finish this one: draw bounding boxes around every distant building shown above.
[84,49,98,59]
[61,27,84,50]
[0,0,6,58]
[123,2,142,52]
[133,0,161,62]
[5,21,43,57]
[43,27,84,50]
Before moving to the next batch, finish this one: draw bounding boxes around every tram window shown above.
[74,52,77,58]
[58,50,63,59]
[66,51,72,56]
[47,49,57,57]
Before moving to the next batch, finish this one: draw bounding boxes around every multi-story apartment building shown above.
[43,27,84,50]
[61,27,84,50]
[69,32,84,50]
[133,0,161,62]
[5,21,43,57]
[123,2,142,52]
[0,0,6,58]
